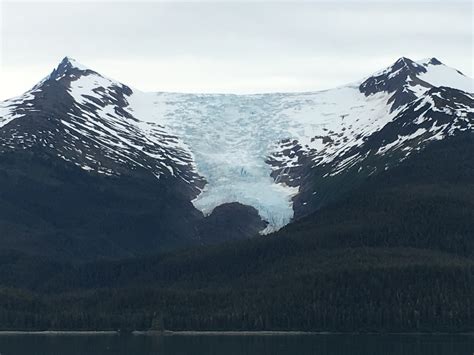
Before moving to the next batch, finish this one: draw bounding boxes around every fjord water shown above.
[0,334,472,355]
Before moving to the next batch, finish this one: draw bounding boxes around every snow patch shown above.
[417,61,473,93]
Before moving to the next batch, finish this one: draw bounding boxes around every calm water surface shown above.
[0,333,472,355]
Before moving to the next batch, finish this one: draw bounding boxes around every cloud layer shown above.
[1,1,472,99]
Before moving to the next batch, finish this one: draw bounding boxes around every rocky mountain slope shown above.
[0,56,472,259]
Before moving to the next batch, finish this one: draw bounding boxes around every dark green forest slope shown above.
[0,133,472,332]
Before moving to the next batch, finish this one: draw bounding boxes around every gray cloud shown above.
[1,1,472,99]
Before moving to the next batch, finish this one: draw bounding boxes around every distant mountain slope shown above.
[0,56,472,259]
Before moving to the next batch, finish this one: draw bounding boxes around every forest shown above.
[0,134,472,332]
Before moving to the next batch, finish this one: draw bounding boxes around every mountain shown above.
[0,56,472,260]
[0,56,473,332]
[270,57,473,217]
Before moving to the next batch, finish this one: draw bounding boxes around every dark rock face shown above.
[359,57,433,111]
[359,57,427,96]
[197,203,268,244]
[428,57,443,66]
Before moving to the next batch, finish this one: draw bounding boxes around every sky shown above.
[0,0,472,100]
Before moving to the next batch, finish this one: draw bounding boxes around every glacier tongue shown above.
[128,87,395,233]
[152,93,300,233]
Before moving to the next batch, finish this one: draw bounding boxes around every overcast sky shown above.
[0,0,472,100]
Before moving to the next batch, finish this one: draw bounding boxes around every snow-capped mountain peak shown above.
[359,56,472,112]
[62,56,88,69]
[0,57,204,193]
[48,56,92,82]
[0,56,472,234]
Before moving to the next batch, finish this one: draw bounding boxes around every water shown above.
[0,333,472,355]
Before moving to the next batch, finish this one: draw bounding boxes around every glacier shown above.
[128,92,301,233]
[4,56,472,234]
[65,57,472,233]
[126,87,398,233]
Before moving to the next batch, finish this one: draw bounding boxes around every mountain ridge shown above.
[0,56,472,258]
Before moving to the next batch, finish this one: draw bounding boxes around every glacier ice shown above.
[131,88,396,233]
[155,94,300,233]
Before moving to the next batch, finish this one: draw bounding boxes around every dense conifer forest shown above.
[0,134,472,332]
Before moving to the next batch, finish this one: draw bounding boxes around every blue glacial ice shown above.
[156,93,299,233]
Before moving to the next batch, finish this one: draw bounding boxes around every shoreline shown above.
[0,331,118,336]
[135,330,318,336]
[0,330,472,336]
